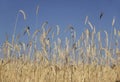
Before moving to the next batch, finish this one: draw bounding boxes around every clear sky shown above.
[0,0,120,44]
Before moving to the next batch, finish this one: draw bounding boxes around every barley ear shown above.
[56,25,60,35]
[104,31,108,48]
[114,28,116,36]
[36,5,39,15]
[85,16,88,25]
[112,16,115,27]
[88,20,93,30]
[118,30,120,36]
[19,10,26,20]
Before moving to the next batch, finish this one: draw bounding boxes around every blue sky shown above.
[0,0,120,44]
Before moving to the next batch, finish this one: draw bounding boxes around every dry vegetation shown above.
[0,9,120,82]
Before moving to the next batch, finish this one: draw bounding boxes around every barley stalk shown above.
[36,5,39,15]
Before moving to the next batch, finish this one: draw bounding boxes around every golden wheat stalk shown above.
[104,30,108,48]
[32,29,40,39]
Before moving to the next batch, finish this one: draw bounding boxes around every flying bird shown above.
[24,26,30,36]
[100,12,104,19]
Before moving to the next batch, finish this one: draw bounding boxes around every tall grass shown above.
[0,8,120,82]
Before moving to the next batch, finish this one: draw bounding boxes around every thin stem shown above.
[12,13,19,45]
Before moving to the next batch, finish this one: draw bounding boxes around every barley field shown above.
[0,10,120,82]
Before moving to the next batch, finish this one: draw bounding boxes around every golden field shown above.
[0,10,120,82]
[0,59,120,82]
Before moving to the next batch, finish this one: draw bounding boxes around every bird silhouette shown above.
[23,26,30,36]
[100,12,104,19]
